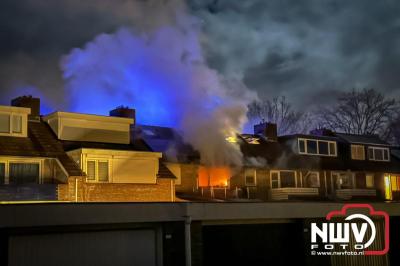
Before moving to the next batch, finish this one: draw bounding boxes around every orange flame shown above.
[198,166,231,187]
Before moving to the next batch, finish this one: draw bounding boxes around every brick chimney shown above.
[11,95,40,120]
[254,122,278,141]
[109,106,136,123]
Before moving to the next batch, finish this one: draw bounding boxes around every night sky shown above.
[1,0,400,113]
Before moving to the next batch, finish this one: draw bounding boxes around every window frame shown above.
[298,138,337,157]
[351,144,365,160]
[332,171,354,189]
[85,159,110,182]
[0,113,10,134]
[366,173,375,188]
[304,171,320,188]
[368,146,390,162]
[8,162,41,184]
[0,158,43,184]
[270,171,280,189]
[0,112,25,137]
[270,170,297,189]
[244,168,257,186]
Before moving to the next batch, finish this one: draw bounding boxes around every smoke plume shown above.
[61,0,256,166]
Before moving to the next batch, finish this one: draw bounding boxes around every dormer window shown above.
[351,145,365,160]
[368,147,390,162]
[0,114,23,134]
[0,106,30,137]
[0,114,10,133]
[298,138,337,157]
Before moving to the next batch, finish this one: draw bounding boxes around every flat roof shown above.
[1,202,400,228]
[43,111,134,124]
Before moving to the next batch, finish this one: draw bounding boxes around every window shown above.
[280,171,296,187]
[271,172,279,188]
[390,175,400,191]
[333,172,353,189]
[305,171,320,188]
[298,138,337,157]
[366,174,374,188]
[384,149,389,161]
[271,170,296,188]
[351,145,365,160]
[0,114,10,133]
[307,140,317,154]
[9,163,39,184]
[318,141,329,155]
[368,147,390,162]
[98,161,109,182]
[299,139,306,153]
[244,169,256,186]
[0,113,25,136]
[329,142,336,156]
[0,163,5,184]
[87,160,96,181]
[86,160,109,182]
[12,115,22,133]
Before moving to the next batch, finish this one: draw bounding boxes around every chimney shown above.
[254,122,278,141]
[109,106,136,123]
[11,95,40,120]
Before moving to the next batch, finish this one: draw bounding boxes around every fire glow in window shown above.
[198,166,231,187]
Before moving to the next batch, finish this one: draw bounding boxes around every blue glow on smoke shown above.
[62,28,212,128]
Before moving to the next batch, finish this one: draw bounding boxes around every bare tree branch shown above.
[318,88,398,140]
[247,96,313,135]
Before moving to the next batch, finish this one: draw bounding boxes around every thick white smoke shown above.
[61,0,256,166]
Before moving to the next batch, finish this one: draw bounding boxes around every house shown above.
[230,123,400,201]
[0,98,83,201]
[137,121,400,202]
[0,96,176,202]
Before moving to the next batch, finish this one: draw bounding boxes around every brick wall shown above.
[175,164,199,194]
[58,177,174,202]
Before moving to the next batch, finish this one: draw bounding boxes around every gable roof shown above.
[0,121,83,176]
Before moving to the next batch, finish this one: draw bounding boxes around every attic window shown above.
[0,114,10,133]
[12,115,22,133]
[368,147,390,162]
[298,138,337,157]
[351,145,365,160]
[0,113,23,136]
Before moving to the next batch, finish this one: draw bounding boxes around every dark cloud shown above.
[191,0,400,107]
[1,0,400,110]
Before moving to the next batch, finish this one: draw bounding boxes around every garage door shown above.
[8,229,158,266]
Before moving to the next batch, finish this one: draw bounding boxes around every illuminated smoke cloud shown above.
[61,1,256,166]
